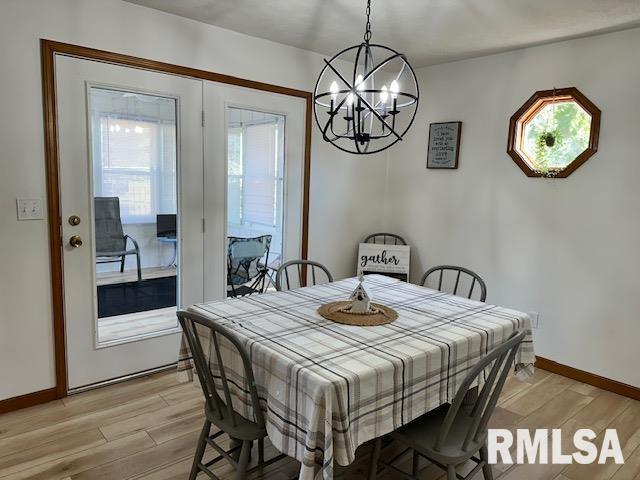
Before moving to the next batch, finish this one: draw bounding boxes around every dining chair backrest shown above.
[420,265,487,302]
[275,260,333,291]
[177,310,266,434]
[363,232,407,246]
[436,330,526,454]
[94,197,126,254]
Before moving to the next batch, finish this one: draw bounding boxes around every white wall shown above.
[0,0,386,400]
[383,27,640,387]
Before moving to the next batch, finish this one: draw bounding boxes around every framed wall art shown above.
[427,121,462,169]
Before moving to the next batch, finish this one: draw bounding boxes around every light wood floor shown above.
[0,369,638,480]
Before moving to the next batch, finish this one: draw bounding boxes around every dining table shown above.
[177,274,535,480]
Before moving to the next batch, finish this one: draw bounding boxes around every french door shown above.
[55,56,307,392]
[56,55,204,391]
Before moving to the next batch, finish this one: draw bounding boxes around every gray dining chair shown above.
[420,265,487,302]
[363,232,407,245]
[368,330,526,480]
[275,259,333,291]
[94,197,141,282]
[177,310,285,480]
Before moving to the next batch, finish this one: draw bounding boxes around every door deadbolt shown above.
[69,235,83,248]
[68,215,81,226]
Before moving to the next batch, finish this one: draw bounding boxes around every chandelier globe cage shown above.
[313,0,419,154]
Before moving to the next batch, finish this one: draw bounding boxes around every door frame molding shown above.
[40,39,312,401]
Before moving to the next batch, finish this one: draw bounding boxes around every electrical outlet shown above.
[529,311,540,329]
[16,198,44,220]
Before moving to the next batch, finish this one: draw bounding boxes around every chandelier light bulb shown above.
[390,80,399,99]
[380,85,389,104]
[329,81,339,101]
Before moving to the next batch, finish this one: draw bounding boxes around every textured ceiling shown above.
[125,0,640,67]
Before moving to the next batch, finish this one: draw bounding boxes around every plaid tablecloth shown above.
[177,274,534,479]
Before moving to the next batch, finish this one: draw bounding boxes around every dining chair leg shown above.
[367,437,382,480]
[258,437,265,464]
[447,464,457,480]
[412,450,419,476]
[236,440,252,480]
[189,420,211,480]
[480,445,494,480]
[229,437,241,461]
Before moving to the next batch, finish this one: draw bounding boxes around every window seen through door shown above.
[227,108,285,261]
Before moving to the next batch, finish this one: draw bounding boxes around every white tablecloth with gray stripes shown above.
[177,274,535,480]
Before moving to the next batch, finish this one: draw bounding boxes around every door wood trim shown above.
[35,39,312,412]
[41,40,67,399]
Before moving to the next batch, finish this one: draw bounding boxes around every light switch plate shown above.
[16,198,44,220]
[529,311,540,329]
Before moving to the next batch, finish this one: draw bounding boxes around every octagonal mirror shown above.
[507,87,601,178]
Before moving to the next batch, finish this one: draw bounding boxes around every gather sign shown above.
[357,243,410,276]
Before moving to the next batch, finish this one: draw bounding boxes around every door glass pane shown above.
[226,107,285,297]
[89,87,179,345]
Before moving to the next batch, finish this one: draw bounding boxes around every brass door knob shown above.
[69,235,83,248]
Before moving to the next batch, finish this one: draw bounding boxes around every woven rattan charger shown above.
[317,301,398,326]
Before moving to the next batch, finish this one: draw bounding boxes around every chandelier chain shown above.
[364,0,372,43]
